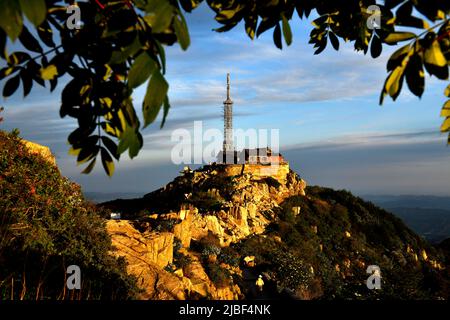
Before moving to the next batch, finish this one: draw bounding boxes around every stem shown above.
[30,46,62,62]
[416,19,448,39]
[47,15,64,33]
[406,19,449,51]
[7,45,63,67]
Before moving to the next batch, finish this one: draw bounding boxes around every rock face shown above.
[173,209,193,248]
[107,220,174,269]
[22,140,56,166]
[106,220,174,268]
[106,218,242,300]
[104,165,307,300]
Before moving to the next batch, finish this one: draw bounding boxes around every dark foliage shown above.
[0,130,138,300]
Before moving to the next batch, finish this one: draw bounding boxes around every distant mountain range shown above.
[84,192,144,203]
[361,195,450,244]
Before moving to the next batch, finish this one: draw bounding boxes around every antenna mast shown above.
[223,73,233,152]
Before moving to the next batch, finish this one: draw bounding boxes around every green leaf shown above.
[216,7,243,23]
[383,32,416,45]
[82,158,96,174]
[0,28,6,59]
[395,2,429,29]
[120,98,141,130]
[101,147,115,177]
[20,68,32,97]
[214,22,239,33]
[109,36,141,65]
[37,20,54,48]
[0,66,17,80]
[328,32,339,51]
[441,117,450,132]
[144,0,174,34]
[314,37,327,55]
[244,15,257,40]
[311,15,328,29]
[143,69,169,127]
[387,67,404,99]
[256,18,276,38]
[19,0,46,27]
[117,126,142,159]
[424,40,447,67]
[281,15,292,46]
[19,26,43,53]
[370,36,382,58]
[173,13,190,50]
[7,51,31,65]
[128,52,156,88]
[160,95,170,129]
[2,74,20,97]
[154,40,166,74]
[424,40,449,80]
[0,0,23,41]
[179,0,201,13]
[273,23,282,50]
[405,54,425,98]
[387,44,411,71]
[77,144,99,165]
[101,136,120,160]
[381,66,405,104]
[441,100,450,117]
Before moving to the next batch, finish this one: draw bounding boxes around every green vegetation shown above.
[218,247,240,268]
[173,238,192,269]
[230,186,450,299]
[205,263,232,288]
[188,191,224,214]
[0,130,138,299]
[0,1,448,175]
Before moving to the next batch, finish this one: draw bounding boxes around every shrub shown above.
[267,249,312,290]
[0,131,138,300]
[218,247,240,267]
[188,191,223,213]
[201,244,221,259]
[155,219,176,232]
[205,263,232,288]
[173,239,192,269]
[263,177,281,189]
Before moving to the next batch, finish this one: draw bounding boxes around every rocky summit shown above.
[103,164,450,300]
[103,164,307,299]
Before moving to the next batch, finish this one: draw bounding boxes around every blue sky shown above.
[1,3,450,198]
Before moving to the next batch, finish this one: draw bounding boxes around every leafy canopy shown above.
[0,0,449,176]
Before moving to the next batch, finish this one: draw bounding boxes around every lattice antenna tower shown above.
[223,73,233,152]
